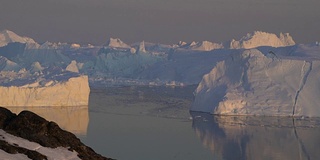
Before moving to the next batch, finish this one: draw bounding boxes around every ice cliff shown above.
[191,45,320,117]
[0,75,90,106]
[0,44,90,106]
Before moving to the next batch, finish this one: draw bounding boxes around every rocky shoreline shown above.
[0,107,113,160]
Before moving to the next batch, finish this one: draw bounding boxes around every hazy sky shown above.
[0,0,319,45]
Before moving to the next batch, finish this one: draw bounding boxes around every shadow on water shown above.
[190,112,320,160]
[6,106,89,135]
[89,85,197,119]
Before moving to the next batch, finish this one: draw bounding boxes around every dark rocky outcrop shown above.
[0,107,113,160]
[0,139,47,160]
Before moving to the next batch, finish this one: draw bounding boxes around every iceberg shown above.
[0,56,21,71]
[104,37,131,49]
[229,31,295,49]
[191,45,320,117]
[179,40,224,51]
[0,75,90,107]
[0,57,90,107]
[0,30,39,48]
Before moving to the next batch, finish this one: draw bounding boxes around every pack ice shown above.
[1,29,320,117]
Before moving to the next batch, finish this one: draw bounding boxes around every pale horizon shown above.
[0,0,319,45]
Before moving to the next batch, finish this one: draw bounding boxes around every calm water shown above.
[6,86,320,160]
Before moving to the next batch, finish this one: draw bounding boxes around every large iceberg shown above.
[0,63,89,107]
[0,75,90,107]
[191,45,320,117]
[229,31,295,49]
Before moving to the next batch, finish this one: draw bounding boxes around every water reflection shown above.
[191,112,320,160]
[6,106,89,135]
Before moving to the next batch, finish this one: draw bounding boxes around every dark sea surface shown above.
[79,86,320,160]
[7,86,320,160]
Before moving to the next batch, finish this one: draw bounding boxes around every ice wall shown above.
[0,76,90,107]
[191,48,320,117]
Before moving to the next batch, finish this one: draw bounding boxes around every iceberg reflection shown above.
[6,106,88,135]
[191,112,320,160]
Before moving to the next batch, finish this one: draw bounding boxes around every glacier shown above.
[1,29,320,117]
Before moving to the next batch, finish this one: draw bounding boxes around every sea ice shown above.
[2,29,319,116]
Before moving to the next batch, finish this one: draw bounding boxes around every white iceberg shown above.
[0,72,90,107]
[192,46,320,117]
[229,31,295,49]
[0,30,39,48]
[104,37,131,49]
[66,60,79,73]
[180,40,224,51]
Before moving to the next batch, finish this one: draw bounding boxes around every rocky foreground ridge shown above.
[0,107,113,160]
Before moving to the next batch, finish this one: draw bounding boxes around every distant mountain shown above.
[229,31,295,49]
[0,30,38,47]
